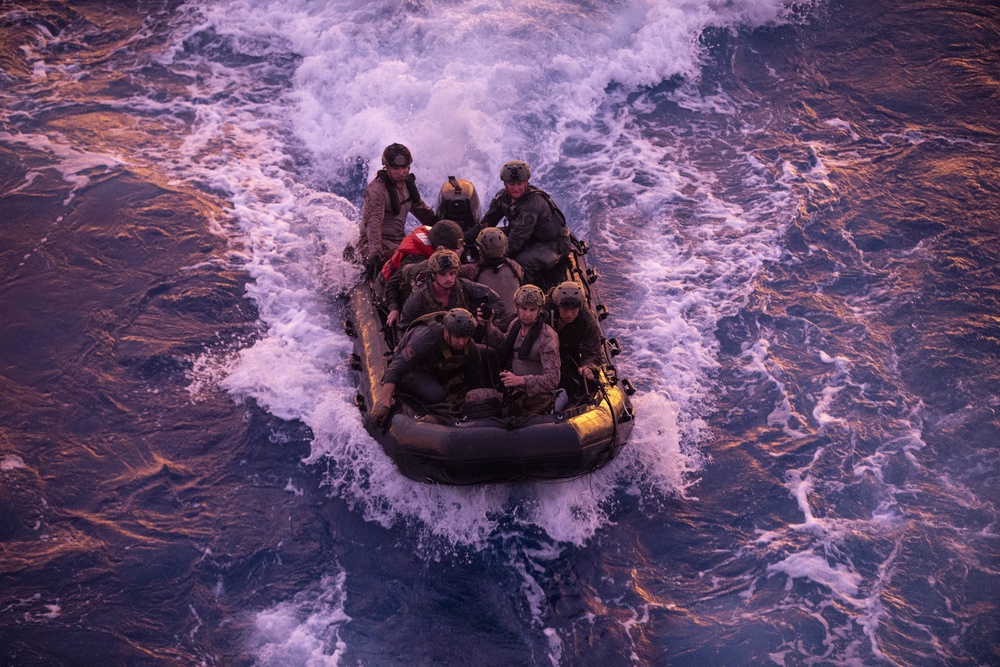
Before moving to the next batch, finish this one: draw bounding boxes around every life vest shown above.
[381,225,435,280]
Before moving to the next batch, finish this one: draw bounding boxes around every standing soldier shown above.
[477,160,571,286]
[358,143,438,277]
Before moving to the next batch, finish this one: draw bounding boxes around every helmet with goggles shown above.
[381,143,412,168]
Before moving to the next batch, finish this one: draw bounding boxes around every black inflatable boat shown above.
[343,235,636,485]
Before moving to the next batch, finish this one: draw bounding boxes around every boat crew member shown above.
[485,284,561,416]
[549,280,603,399]
[358,143,438,277]
[379,219,465,327]
[458,227,524,329]
[371,308,483,426]
[397,248,504,333]
[476,160,571,286]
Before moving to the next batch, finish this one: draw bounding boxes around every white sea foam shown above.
[0,131,125,202]
[158,2,815,651]
[767,550,864,610]
[251,570,350,665]
[167,0,807,554]
[1,454,27,471]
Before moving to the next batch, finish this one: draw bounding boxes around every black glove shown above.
[365,251,383,280]
[463,226,481,247]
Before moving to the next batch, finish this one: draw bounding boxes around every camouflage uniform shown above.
[398,277,504,331]
[486,316,561,415]
[479,185,570,283]
[554,307,603,397]
[384,319,482,408]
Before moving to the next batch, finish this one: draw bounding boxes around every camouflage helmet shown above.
[427,248,461,273]
[443,308,476,338]
[513,284,546,308]
[552,281,585,308]
[499,160,531,183]
[381,143,412,168]
[427,219,464,250]
[476,227,508,259]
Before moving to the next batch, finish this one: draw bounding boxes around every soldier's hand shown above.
[370,402,391,429]
[499,370,525,389]
[463,226,481,247]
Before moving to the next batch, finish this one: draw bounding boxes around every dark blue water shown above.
[1,0,997,664]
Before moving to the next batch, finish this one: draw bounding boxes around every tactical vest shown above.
[500,317,546,376]
[376,170,422,247]
[492,185,568,243]
[398,314,469,381]
[511,334,544,377]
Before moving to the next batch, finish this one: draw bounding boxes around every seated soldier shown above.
[378,219,465,327]
[549,280,603,399]
[370,308,482,426]
[458,227,524,329]
[484,284,561,416]
[358,143,438,277]
[397,248,504,333]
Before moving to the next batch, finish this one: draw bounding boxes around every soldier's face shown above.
[443,330,470,351]
[434,268,459,290]
[387,165,410,183]
[558,305,580,325]
[505,181,528,200]
[516,304,540,326]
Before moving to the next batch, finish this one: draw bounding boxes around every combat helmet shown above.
[499,160,531,183]
[427,220,464,250]
[476,227,508,259]
[437,176,482,229]
[513,284,546,308]
[427,248,461,273]
[381,143,412,168]
[552,281,585,308]
[443,308,476,338]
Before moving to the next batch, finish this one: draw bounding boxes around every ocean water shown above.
[1,0,997,664]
